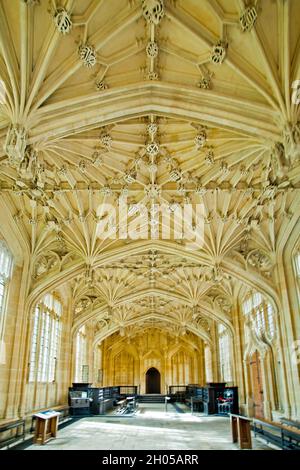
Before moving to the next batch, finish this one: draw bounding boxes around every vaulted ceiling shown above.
[0,0,299,344]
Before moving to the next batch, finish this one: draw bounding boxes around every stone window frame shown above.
[0,240,13,339]
[242,291,276,343]
[28,293,62,383]
[218,323,232,382]
[75,325,88,383]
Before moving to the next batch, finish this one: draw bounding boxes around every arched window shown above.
[0,241,13,330]
[204,344,213,383]
[218,324,232,382]
[28,293,62,383]
[75,325,88,382]
[242,291,276,341]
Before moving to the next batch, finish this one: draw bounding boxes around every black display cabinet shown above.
[202,383,239,415]
[68,383,93,416]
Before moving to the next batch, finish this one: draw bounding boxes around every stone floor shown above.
[24,403,272,451]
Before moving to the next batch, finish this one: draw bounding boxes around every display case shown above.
[68,383,93,416]
[169,385,187,403]
[216,387,239,415]
[186,385,204,411]
[91,388,115,415]
[202,383,238,415]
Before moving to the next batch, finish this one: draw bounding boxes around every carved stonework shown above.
[205,148,215,166]
[95,317,111,332]
[147,123,158,136]
[54,8,72,34]
[169,168,182,182]
[4,125,27,166]
[211,41,227,65]
[33,253,59,279]
[142,0,164,25]
[212,265,223,283]
[270,142,289,180]
[100,185,113,196]
[100,133,112,149]
[144,183,161,198]
[194,315,210,334]
[240,165,249,176]
[240,6,257,32]
[95,80,108,91]
[146,41,159,58]
[18,146,37,181]
[79,160,88,173]
[79,44,97,68]
[215,295,232,315]
[92,151,104,167]
[195,185,207,195]
[146,142,160,157]
[74,297,92,315]
[124,171,136,184]
[146,71,159,81]
[247,249,273,271]
[198,75,212,90]
[195,129,207,149]
[220,161,230,175]
[283,122,300,164]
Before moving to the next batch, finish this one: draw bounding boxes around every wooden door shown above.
[146,367,161,394]
[249,351,264,419]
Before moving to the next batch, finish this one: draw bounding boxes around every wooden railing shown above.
[0,418,26,449]
[253,418,300,450]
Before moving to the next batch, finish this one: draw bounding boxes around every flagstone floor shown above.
[23,403,272,451]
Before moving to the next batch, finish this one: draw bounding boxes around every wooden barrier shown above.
[0,419,25,449]
[253,418,300,450]
[230,414,252,449]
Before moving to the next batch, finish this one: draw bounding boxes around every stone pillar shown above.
[232,299,246,404]
[211,323,219,382]
[4,262,29,419]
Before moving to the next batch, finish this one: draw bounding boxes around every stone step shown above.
[137,394,166,403]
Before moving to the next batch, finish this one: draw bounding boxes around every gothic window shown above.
[75,325,88,382]
[218,324,232,382]
[204,344,213,383]
[0,241,13,332]
[28,294,62,383]
[242,292,276,341]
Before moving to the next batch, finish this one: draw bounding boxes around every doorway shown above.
[146,367,161,394]
[249,350,264,419]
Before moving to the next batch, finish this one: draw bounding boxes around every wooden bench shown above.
[230,414,252,449]
[116,397,137,414]
[0,418,26,449]
[253,418,300,450]
[280,417,300,430]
